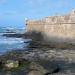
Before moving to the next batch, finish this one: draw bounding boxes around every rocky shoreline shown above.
[1,32,75,75]
[0,46,75,75]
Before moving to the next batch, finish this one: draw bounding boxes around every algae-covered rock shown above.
[4,60,19,69]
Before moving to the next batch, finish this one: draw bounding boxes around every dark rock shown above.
[36,59,59,74]
[3,33,23,38]
[27,60,59,75]
[45,67,60,75]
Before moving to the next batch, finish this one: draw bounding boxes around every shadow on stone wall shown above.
[27,30,43,41]
[27,31,75,49]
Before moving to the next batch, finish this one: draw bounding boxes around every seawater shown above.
[0,33,28,54]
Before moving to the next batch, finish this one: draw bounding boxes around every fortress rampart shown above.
[26,10,75,43]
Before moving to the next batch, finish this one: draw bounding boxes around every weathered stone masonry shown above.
[26,10,75,42]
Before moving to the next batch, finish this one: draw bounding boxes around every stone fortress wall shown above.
[26,10,75,43]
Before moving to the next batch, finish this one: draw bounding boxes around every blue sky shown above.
[0,0,75,28]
